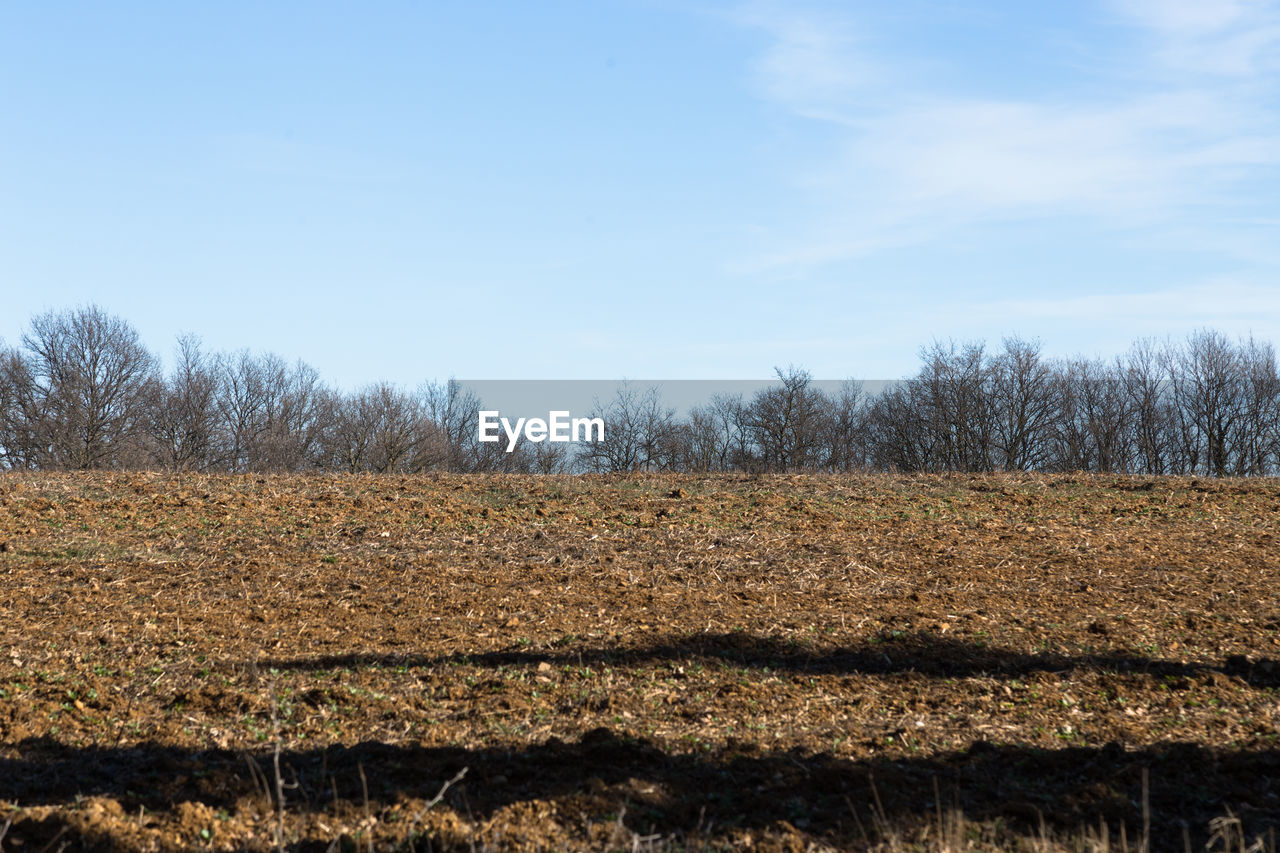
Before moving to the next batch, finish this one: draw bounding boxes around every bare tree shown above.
[667,403,724,473]
[1231,336,1280,476]
[578,383,674,472]
[1168,330,1246,477]
[988,337,1059,471]
[817,380,867,472]
[213,350,328,472]
[916,341,993,471]
[711,393,753,470]
[1083,359,1132,473]
[420,379,487,471]
[1122,339,1175,475]
[323,392,372,473]
[261,357,328,471]
[10,302,1280,478]
[1050,358,1130,472]
[214,349,268,472]
[864,381,932,472]
[147,334,221,471]
[519,436,575,474]
[19,305,158,469]
[740,367,830,471]
[0,345,42,469]
[362,383,424,473]
[322,383,428,473]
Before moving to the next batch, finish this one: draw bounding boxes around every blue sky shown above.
[2,0,1278,387]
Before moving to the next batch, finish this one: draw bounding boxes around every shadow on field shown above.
[253,630,1280,688]
[2,733,1278,849]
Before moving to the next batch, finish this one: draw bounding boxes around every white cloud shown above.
[1111,0,1280,76]
[1114,0,1259,35]
[735,3,876,123]
[852,90,1276,218]
[734,2,1280,271]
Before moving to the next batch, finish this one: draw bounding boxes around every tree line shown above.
[2,305,1278,476]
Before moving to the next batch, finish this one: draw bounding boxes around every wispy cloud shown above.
[1111,0,1280,76]
[737,3,876,123]
[1116,0,1263,35]
[847,93,1255,215]
[734,1,1280,272]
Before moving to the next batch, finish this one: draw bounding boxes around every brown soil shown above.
[0,471,1277,851]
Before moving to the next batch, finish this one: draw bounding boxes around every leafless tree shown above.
[259,357,328,471]
[323,392,373,473]
[988,337,1059,471]
[578,383,675,472]
[1121,339,1175,475]
[323,383,426,473]
[366,383,424,473]
[1083,358,1132,473]
[146,334,221,471]
[420,379,488,471]
[19,305,158,469]
[0,345,42,469]
[817,380,867,472]
[711,393,753,470]
[214,349,268,472]
[1167,330,1246,477]
[915,341,994,471]
[740,367,831,471]
[667,402,723,473]
[864,381,931,472]
[1050,358,1131,472]
[1231,336,1280,476]
[213,350,328,472]
[9,302,1280,478]
[520,437,576,474]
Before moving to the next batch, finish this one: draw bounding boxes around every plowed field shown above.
[0,472,1277,851]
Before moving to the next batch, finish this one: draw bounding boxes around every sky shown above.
[2,0,1278,388]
